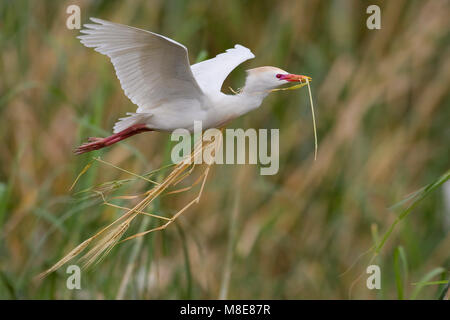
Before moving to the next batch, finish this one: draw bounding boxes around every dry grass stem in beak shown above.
[270,76,318,160]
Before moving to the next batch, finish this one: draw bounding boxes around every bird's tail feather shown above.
[113,112,153,134]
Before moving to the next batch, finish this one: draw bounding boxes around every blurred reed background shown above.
[0,0,449,299]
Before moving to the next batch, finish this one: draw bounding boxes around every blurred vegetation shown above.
[0,0,449,299]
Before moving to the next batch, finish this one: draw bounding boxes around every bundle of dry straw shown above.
[37,129,222,279]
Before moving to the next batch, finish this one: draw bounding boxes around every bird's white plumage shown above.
[78,18,204,108]
[78,18,258,133]
[78,18,304,136]
[78,18,207,132]
[191,45,255,95]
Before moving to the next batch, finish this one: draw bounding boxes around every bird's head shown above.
[244,66,311,93]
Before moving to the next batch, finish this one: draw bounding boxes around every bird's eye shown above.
[276,74,282,79]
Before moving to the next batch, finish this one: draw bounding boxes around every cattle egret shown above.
[75,18,311,154]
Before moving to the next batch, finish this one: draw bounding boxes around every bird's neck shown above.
[230,76,272,113]
[226,90,267,117]
[208,89,268,128]
[233,73,272,115]
[212,77,271,124]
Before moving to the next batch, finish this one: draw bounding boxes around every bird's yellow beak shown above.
[278,74,312,82]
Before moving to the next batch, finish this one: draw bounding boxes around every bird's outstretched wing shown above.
[78,18,204,111]
[191,45,255,95]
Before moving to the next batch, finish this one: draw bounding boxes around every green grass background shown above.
[0,0,449,299]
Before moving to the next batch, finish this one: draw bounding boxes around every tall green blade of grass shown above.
[0,183,9,230]
[375,170,450,255]
[176,223,193,299]
[438,281,450,300]
[410,267,446,300]
[393,246,408,300]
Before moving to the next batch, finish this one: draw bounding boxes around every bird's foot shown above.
[74,124,153,155]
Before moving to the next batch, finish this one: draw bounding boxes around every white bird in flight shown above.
[75,18,311,154]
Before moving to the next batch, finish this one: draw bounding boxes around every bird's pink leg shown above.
[75,124,152,155]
